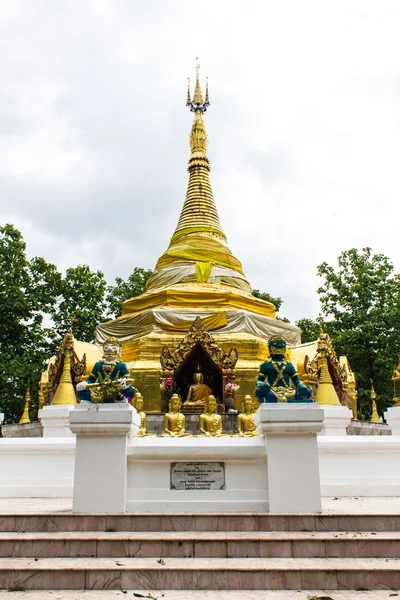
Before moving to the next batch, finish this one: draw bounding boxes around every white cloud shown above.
[0,0,399,322]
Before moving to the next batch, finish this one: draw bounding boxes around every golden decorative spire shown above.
[51,333,78,406]
[370,382,380,423]
[172,60,225,242]
[19,385,31,424]
[315,352,341,406]
[133,60,278,308]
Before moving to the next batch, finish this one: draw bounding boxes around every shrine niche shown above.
[160,316,238,413]
[304,333,351,406]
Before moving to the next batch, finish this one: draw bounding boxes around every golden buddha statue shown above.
[132,392,149,436]
[237,395,258,437]
[185,369,212,406]
[163,394,190,437]
[199,395,223,437]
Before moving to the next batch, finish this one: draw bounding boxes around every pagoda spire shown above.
[172,60,226,243]
[142,61,258,297]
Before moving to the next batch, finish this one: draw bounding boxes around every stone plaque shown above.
[170,462,225,491]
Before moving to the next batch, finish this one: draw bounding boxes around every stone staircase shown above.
[0,514,399,591]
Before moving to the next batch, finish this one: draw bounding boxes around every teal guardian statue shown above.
[256,335,312,403]
[76,337,136,403]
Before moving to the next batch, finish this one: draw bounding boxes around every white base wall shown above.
[127,437,268,512]
[1,435,400,504]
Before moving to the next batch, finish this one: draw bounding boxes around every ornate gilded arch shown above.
[160,316,238,411]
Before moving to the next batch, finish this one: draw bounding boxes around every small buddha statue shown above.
[199,395,223,437]
[133,392,149,436]
[256,335,312,403]
[185,369,212,406]
[237,395,258,437]
[163,394,190,437]
[76,337,135,403]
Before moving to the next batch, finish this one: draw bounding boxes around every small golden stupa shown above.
[19,386,31,424]
[96,64,302,411]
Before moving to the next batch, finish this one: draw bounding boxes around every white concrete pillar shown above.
[69,404,135,513]
[39,405,75,437]
[384,406,400,435]
[255,403,324,514]
[320,405,353,436]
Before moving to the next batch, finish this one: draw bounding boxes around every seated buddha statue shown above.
[76,337,135,403]
[199,395,223,437]
[163,394,190,437]
[237,395,258,436]
[185,369,212,406]
[256,335,312,403]
[132,392,149,436]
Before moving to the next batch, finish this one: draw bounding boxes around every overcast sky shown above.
[1,0,399,322]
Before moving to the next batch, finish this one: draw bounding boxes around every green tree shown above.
[107,267,153,319]
[53,265,108,343]
[295,318,321,344]
[252,289,283,311]
[317,248,400,420]
[0,225,61,423]
[252,289,290,322]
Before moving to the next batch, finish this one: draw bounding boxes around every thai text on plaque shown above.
[170,462,225,490]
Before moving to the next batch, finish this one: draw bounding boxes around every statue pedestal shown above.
[39,405,75,437]
[255,403,324,514]
[384,406,400,435]
[69,404,135,513]
[319,405,353,436]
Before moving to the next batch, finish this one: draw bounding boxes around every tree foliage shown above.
[0,225,153,423]
[52,266,108,343]
[295,318,321,344]
[107,268,152,319]
[0,225,61,423]
[252,289,283,311]
[317,248,400,419]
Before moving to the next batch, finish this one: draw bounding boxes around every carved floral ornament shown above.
[305,333,348,389]
[160,316,238,376]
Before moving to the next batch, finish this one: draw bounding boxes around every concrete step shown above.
[0,556,399,590]
[0,531,398,558]
[0,592,396,599]
[1,513,399,532]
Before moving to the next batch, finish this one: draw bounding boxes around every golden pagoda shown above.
[42,332,101,406]
[19,386,31,424]
[370,383,380,423]
[290,333,356,414]
[97,63,301,411]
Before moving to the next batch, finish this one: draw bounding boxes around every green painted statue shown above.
[76,337,136,403]
[256,335,312,403]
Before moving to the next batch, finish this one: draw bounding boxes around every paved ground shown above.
[0,590,398,599]
[0,497,399,514]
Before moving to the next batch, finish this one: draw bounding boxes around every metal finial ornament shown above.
[186,78,191,106]
[204,77,210,108]
[317,313,324,334]
[187,58,209,114]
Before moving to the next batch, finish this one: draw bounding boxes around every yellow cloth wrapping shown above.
[95,308,301,346]
[162,311,227,332]
[146,261,252,294]
[156,235,245,275]
[196,261,213,283]
[170,227,226,244]
[121,288,276,318]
